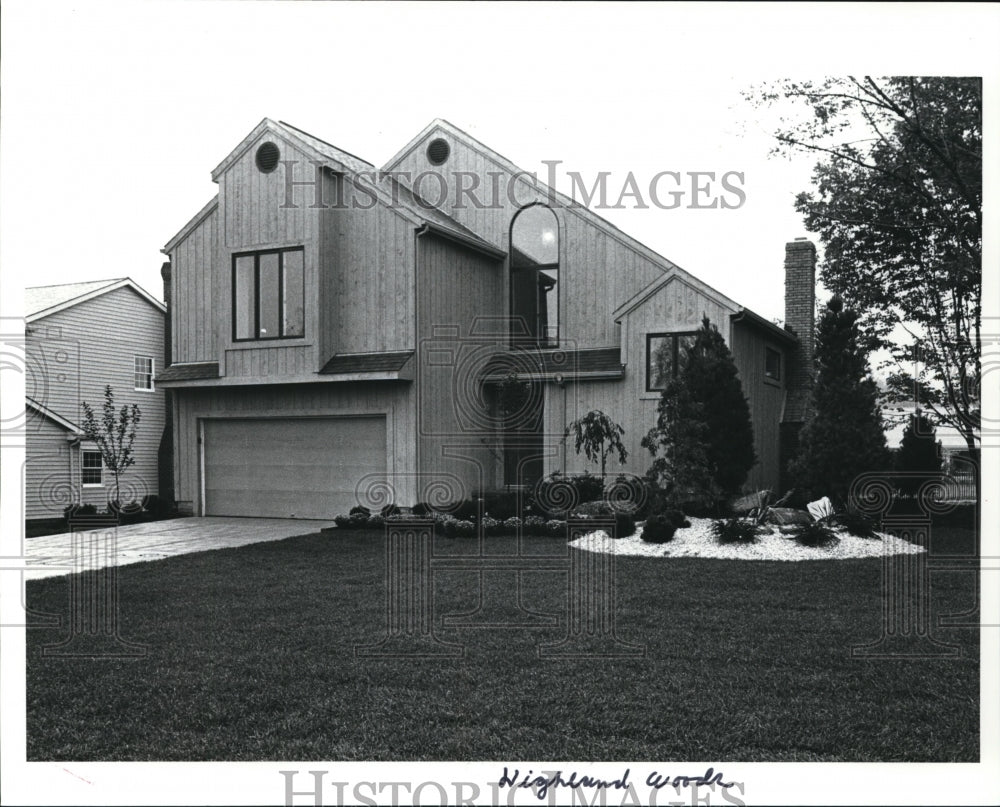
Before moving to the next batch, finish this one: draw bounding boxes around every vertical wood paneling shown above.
[729,322,786,491]
[320,178,415,357]
[170,206,218,363]
[415,233,504,494]
[392,134,666,349]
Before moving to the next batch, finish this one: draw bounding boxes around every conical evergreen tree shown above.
[894,411,942,496]
[642,316,756,513]
[791,296,890,504]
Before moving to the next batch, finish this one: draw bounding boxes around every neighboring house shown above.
[25,278,167,522]
[157,118,816,519]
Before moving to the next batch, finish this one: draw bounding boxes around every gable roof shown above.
[382,118,703,278]
[166,118,499,258]
[26,397,83,435]
[612,268,741,322]
[26,278,165,323]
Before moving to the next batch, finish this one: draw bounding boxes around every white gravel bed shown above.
[569,517,925,562]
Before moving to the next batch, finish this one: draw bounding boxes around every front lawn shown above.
[25,525,979,761]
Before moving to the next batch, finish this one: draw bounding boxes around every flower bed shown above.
[570,517,924,562]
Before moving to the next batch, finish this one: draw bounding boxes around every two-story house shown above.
[25,278,167,523]
[157,119,816,519]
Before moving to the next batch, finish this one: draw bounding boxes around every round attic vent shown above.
[426,138,450,165]
[255,141,280,173]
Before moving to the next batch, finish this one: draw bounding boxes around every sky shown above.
[2,1,995,328]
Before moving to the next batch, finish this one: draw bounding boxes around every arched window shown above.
[510,204,559,348]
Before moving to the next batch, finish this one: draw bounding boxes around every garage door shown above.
[202,417,386,519]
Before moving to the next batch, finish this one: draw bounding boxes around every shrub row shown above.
[63,495,176,524]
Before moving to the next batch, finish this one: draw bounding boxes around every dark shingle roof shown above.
[482,348,623,380]
[319,351,414,375]
[156,362,220,382]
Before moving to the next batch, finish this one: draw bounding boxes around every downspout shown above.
[413,226,422,504]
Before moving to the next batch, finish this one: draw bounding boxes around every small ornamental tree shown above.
[790,296,890,504]
[80,385,142,511]
[565,410,628,483]
[642,316,756,514]
[894,410,942,496]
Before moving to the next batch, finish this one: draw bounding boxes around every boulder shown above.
[765,507,812,526]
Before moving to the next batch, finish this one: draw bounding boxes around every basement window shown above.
[233,247,305,341]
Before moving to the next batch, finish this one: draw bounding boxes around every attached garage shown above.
[202,416,386,519]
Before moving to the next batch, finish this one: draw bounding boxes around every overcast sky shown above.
[2,2,996,327]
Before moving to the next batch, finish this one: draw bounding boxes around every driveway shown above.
[23,517,336,580]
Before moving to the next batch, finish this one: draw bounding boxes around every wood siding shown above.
[319,173,416,359]
[171,382,417,514]
[25,287,166,515]
[171,205,218,363]
[391,136,665,349]
[415,233,505,496]
[729,320,787,491]
[169,136,418,380]
[554,276,737,482]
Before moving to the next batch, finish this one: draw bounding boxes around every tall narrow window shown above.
[510,205,559,348]
[232,247,305,341]
[134,356,154,390]
[764,346,782,382]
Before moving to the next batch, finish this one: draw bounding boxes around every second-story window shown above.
[510,205,559,349]
[134,356,154,390]
[233,247,305,341]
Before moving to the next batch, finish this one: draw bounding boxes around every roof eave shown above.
[26,278,165,322]
[417,221,506,260]
[730,308,798,345]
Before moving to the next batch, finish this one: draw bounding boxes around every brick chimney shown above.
[779,238,816,490]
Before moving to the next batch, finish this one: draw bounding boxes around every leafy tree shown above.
[565,410,628,483]
[790,296,890,503]
[894,410,942,496]
[642,317,755,513]
[747,77,981,459]
[80,385,142,511]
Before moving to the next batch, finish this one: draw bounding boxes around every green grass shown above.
[26,525,979,761]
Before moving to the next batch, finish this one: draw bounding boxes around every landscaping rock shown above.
[765,507,812,526]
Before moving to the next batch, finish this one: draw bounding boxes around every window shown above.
[82,450,103,486]
[646,332,698,392]
[134,356,154,390]
[232,247,305,341]
[765,346,782,382]
[510,205,559,348]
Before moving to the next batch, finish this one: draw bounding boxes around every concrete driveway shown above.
[24,517,336,580]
